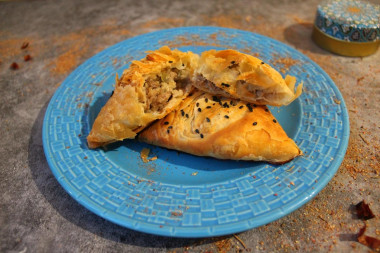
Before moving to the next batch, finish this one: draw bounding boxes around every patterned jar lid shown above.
[315,0,380,42]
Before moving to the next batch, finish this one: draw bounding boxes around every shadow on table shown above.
[283,22,330,55]
[28,100,231,249]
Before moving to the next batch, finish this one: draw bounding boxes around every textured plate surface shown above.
[42,27,349,238]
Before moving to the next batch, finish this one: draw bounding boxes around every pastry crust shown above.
[193,49,303,106]
[87,46,199,148]
[138,91,302,163]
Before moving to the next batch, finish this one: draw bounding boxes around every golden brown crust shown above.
[194,49,303,106]
[87,46,198,148]
[138,91,302,163]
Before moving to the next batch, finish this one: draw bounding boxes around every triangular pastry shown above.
[87,46,199,148]
[138,91,302,164]
[193,49,302,106]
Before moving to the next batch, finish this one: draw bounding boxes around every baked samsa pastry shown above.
[87,46,199,148]
[138,91,302,164]
[193,49,303,106]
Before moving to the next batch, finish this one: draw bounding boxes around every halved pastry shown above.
[193,49,303,106]
[138,90,302,164]
[87,46,199,148]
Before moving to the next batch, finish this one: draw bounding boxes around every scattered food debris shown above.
[191,172,198,176]
[358,133,369,145]
[214,236,232,253]
[357,223,380,251]
[21,42,29,49]
[356,200,375,220]
[140,148,157,163]
[357,76,365,84]
[333,98,341,104]
[271,56,299,74]
[10,62,19,70]
[140,148,150,162]
[233,234,246,249]
[286,165,295,172]
[170,211,182,217]
[24,54,32,61]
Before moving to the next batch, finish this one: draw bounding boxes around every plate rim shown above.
[42,26,350,238]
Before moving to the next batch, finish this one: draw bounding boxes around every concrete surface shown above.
[0,0,379,252]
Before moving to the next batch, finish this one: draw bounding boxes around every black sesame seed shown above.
[164,121,169,125]
[195,129,200,134]
[169,61,173,63]
[253,104,257,107]
[206,117,210,122]
[224,115,229,119]
[221,83,230,87]
[247,104,253,112]
[273,119,277,123]
[200,134,204,138]
[206,106,212,109]
[261,62,264,64]
[253,122,257,126]
[186,114,189,118]
[196,102,199,107]
[212,96,221,102]
[167,129,170,134]
[182,63,185,66]
[219,101,223,106]
[230,101,234,105]
[168,126,173,129]
[228,61,239,69]
[265,108,269,112]
[223,102,229,108]
[198,108,202,112]
[181,110,185,116]
[205,98,208,103]
[239,105,244,109]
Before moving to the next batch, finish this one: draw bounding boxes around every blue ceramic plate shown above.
[43,27,349,238]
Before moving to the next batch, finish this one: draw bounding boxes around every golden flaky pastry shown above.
[87,46,199,148]
[193,49,303,106]
[138,91,302,164]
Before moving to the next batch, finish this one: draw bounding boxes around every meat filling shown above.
[237,80,264,98]
[145,68,189,113]
[195,74,273,102]
[194,74,230,96]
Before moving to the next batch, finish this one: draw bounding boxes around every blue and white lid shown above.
[315,0,380,42]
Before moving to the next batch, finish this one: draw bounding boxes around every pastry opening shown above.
[194,74,281,103]
[195,74,274,101]
[144,67,190,113]
[194,74,230,96]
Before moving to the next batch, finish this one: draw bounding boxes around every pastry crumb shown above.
[140,148,157,163]
[333,98,341,104]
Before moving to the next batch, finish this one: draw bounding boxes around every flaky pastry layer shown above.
[138,91,302,163]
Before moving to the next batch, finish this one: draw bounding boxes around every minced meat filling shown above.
[240,80,264,98]
[145,68,188,112]
[195,74,229,96]
[195,75,268,101]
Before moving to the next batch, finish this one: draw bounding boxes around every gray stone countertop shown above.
[0,0,379,252]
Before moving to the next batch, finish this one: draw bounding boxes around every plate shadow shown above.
[283,23,330,55]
